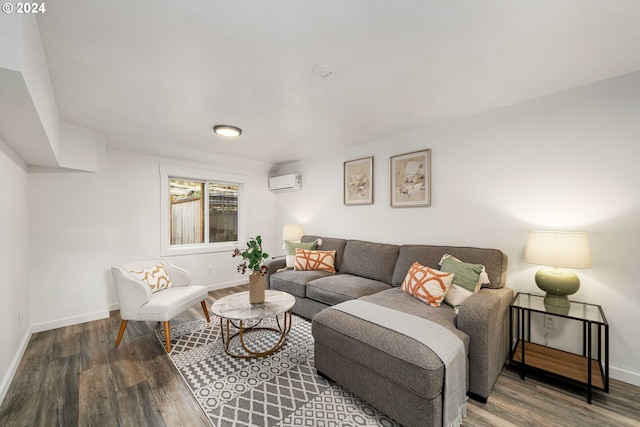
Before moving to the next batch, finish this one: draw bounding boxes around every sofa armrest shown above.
[162,259,190,287]
[111,266,153,318]
[456,287,514,399]
[264,257,287,290]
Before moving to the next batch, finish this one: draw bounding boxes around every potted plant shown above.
[233,235,269,304]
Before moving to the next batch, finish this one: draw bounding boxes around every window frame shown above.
[160,164,247,256]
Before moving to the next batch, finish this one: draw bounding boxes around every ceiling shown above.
[35,1,640,164]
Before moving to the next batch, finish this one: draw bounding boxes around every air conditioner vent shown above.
[269,174,301,193]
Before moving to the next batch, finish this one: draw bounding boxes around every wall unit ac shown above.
[269,174,301,193]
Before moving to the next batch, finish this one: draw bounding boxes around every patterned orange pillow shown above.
[128,263,173,293]
[294,249,336,273]
[401,262,454,308]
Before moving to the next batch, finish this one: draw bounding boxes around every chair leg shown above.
[164,321,171,352]
[115,320,128,347]
[201,300,211,322]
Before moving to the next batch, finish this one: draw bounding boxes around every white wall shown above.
[26,145,278,327]
[28,141,109,331]
[0,141,31,403]
[0,12,20,71]
[105,148,278,308]
[275,72,640,386]
[20,15,60,159]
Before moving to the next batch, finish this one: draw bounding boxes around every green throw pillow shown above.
[439,254,489,293]
[284,240,319,268]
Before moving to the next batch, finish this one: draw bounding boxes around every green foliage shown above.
[233,235,269,275]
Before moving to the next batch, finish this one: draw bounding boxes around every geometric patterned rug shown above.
[157,315,402,427]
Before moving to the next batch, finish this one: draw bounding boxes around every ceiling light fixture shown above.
[312,64,332,78]
[213,125,242,137]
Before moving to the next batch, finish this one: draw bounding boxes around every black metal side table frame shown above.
[509,292,609,404]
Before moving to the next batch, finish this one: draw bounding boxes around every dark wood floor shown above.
[1,285,639,427]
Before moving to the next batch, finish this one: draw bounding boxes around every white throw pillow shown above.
[128,263,173,293]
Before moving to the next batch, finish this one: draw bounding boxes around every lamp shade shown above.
[524,231,591,269]
[282,224,304,241]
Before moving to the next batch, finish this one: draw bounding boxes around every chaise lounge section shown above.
[264,235,512,426]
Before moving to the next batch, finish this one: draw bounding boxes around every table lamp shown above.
[282,224,304,244]
[524,230,592,309]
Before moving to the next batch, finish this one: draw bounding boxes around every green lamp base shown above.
[535,267,580,310]
[543,293,570,308]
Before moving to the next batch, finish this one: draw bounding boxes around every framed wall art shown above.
[389,149,431,207]
[344,156,373,205]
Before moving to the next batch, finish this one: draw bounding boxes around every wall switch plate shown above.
[18,312,22,326]
[544,315,558,330]
[208,267,213,275]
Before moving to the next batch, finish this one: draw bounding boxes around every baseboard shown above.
[205,279,247,291]
[0,326,32,404]
[611,365,640,387]
[31,310,110,333]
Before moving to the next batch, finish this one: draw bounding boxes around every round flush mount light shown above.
[312,64,332,78]
[213,125,242,137]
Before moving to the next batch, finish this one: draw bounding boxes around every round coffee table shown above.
[211,290,295,359]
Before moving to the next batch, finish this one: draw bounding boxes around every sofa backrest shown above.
[301,235,348,271]
[392,245,508,288]
[340,239,400,285]
[300,236,508,288]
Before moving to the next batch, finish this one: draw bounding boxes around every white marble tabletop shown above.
[211,290,295,321]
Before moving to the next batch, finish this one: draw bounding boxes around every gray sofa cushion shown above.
[392,245,508,289]
[270,270,334,298]
[301,235,347,271]
[313,341,442,427]
[340,240,400,284]
[307,274,392,306]
[313,287,469,400]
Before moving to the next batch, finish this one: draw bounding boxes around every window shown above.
[208,182,238,243]
[161,165,247,256]
[170,180,204,245]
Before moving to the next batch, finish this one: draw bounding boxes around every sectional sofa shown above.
[264,235,512,427]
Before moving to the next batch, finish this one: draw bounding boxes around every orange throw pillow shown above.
[401,262,454,307]
[294,249,336,273]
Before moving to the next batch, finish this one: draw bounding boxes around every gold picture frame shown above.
[344,156,374,205]
[390,149,431,207]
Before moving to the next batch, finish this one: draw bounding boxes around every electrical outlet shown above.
[544,315,558,330]
[208,266,213,275]
[18,312,22,326]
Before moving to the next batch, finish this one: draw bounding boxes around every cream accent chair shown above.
[111,259,210,352]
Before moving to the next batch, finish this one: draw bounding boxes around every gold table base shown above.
[219,311,293,359]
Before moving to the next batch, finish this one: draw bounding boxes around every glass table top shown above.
[511,292,607,324]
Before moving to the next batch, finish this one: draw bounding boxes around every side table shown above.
[509,292,609,403]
